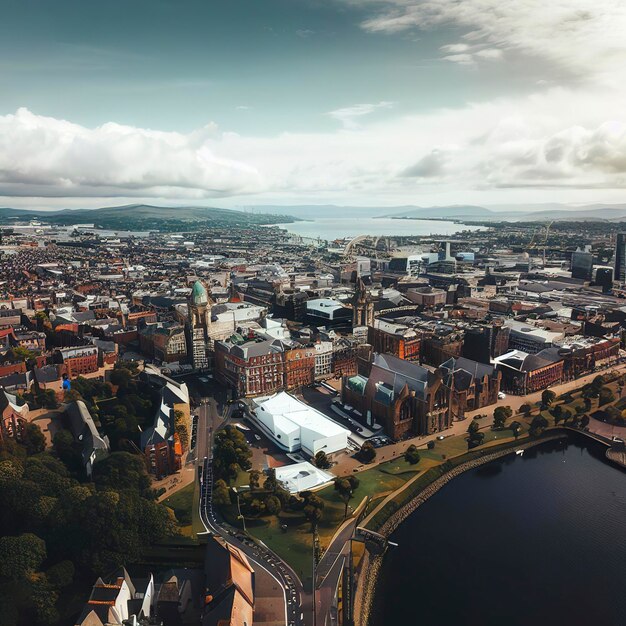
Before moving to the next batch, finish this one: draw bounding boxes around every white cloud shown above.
[5,85,626,207]
[328,101,395,129]
[0,108,263,198]
[352,0,626,82]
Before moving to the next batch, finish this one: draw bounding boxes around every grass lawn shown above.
[163,482,201,540]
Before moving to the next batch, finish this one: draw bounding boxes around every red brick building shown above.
[56,346,99,378]
[367,320,421,362]
[215,337,315,397]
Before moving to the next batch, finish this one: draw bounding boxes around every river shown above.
[371,437,626,626]
[272,217,483,241]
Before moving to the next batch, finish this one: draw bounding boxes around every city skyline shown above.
[3,0,626,209]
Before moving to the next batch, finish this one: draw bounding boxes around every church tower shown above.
[352,277,374,327]
[187,280,212,370]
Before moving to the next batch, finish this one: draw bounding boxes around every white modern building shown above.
[251,391,349,456]
[274,461,334,493]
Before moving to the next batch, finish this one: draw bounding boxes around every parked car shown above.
[498,392,506,399]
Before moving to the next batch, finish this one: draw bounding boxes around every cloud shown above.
[328,101,395,129]
[5,85,626,206]
[402,149,449,178]
[0,108,263,198]
[351,0,626,82]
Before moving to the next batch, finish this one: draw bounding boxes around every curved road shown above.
[196,397,306,626]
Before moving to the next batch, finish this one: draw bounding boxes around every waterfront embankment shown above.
[354,433,571,626]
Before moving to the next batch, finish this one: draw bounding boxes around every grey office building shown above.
[571,250,593,281]
[615,233,626,283]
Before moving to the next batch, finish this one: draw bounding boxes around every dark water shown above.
[372,438,626,626]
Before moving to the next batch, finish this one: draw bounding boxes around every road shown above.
[196,396,306,626]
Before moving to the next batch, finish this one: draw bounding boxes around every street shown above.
[196,396,307,626]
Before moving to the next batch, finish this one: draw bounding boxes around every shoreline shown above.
[354,430,608,626]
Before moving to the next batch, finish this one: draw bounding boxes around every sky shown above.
[2,0,626,210]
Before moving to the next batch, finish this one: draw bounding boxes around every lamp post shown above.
[232,486,247,533]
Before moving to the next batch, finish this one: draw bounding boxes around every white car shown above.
[498,392,506,399]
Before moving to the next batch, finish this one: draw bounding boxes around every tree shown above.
[52,429,83,476]
[0,534,46,581]
[248,470,262,491]
[551,404,563,424]
[358,441,376,463]
[529,414,548,437]
[263,468,279,492]
[404,444,421,465]
[541,390,556,407]
[174,410,189,451]
[580,414,590,430]
[467,431,484,449]
[427,440,435,450]
[265,495,282,516]
[598,387,615,407]
[510,421,522,439]
[314,450,331,469]
[213,426,252,482]
[45,560,74,589]
[493,406,512,430]
[92,452,152,496]
[109,367,133,389]
[334,476,359,518]
[467,420,480,436]
[519,403,532,417]
[212,479,231,506]
[23,423,46,455]
[301,492,325,531]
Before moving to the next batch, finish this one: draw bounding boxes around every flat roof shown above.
[254,391,349,438]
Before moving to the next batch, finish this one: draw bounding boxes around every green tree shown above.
[519,403,532,417]
[598,387,615,407]
[541,390,556,407]
[213,426,252,482]
[580,414,590,430]
[509,421,522,439]
[265,495,282,516]
[45,560,74,589]
[301,492,325,531]
[358,441,376,463]
[427,440,435,450]
[467,431,485,449]
[212,479,231,507]
[248,469,262,491]
[92,452,152,496]
[263,468,279,492]
[109,367,133,389]
[23,423,46,455]
[492,406,512,430]
[404,444,421,465]
[467,420,480,435]
[334,476,359,518]
[529,414,548,437]
[314,450,331,469]
[0,534,46,581]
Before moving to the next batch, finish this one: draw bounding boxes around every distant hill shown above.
[384,205,494,219]
[0,204,299,231]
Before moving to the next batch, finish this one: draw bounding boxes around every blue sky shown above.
[2,0,626,209]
